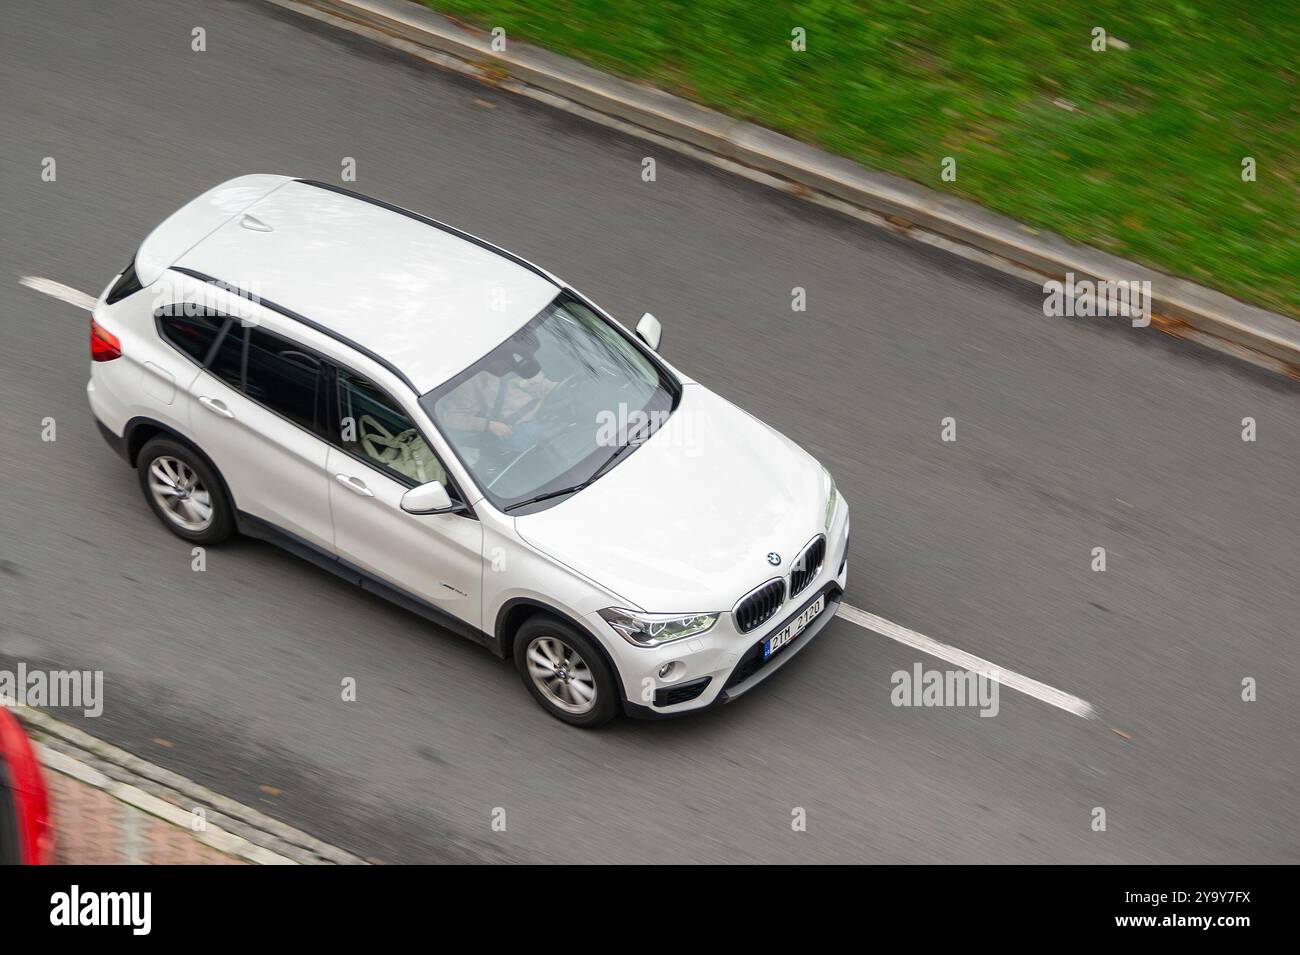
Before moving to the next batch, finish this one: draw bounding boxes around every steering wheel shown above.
[516,373,582,429]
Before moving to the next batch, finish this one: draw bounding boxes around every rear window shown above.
[158,313,225,365]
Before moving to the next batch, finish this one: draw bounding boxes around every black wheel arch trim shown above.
[118,416,239,514]
[495,598,625,693]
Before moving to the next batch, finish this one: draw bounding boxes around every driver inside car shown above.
[437,352,558,462]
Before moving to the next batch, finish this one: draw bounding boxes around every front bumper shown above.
[606,493,850,720]
[620,572,846,720]
[717,582,843,703]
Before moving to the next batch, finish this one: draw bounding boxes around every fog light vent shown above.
[654,677,712,707]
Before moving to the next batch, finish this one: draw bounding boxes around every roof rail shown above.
[169,267,420,393]
[294,179,559,288]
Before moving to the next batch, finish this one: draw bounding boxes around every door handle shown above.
[335,474,374,497]
[198,396,235,419]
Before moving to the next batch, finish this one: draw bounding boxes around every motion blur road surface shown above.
[3,0,1298,863]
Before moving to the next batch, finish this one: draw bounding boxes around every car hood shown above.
[514,383,827,612]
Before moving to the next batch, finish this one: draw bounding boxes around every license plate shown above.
[763,595,825,660]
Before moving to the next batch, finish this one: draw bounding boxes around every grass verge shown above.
[427,0,1299,316]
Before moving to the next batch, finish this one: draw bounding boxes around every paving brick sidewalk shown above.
[9,707,361,864]
[7,701,364,867]
[44,766,245,865]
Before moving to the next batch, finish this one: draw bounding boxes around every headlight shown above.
[823,470,838,532]
[598,608,718,647]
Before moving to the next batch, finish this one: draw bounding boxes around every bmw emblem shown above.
[767,552,781,566]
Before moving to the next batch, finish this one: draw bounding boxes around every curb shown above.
[269,0,1300,371]
[37,745,277,864]
[9,705,366,865]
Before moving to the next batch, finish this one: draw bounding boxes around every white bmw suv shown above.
[87,176,849,726]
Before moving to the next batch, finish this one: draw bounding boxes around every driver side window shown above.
[335,368,448,489]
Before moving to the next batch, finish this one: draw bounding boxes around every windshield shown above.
[421,292,679,513]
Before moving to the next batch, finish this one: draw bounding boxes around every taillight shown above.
[90,318,121,362]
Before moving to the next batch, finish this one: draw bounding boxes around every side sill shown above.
[235,511,499,654]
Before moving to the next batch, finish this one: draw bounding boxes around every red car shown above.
[0,708,53,864]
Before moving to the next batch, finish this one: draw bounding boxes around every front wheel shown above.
[514,616,620,727]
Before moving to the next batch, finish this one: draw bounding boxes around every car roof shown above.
[170,179,559,392]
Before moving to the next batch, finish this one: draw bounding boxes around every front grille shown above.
[723,584,842,693]
[734,577,785,633]
[788,535,826,599]
[654,676,712,707]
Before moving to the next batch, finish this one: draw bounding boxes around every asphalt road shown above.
[2,0,1297,863]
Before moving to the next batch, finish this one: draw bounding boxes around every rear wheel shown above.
[136,437,234,544]
[514,616,620,727]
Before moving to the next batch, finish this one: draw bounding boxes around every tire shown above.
[136,437,235,545]
[514,615,620,727]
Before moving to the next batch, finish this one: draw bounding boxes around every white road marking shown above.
[836,602,1097,720]
[21,275,96,311]
[17,273,1097,722]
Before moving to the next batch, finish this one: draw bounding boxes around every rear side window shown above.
[207,322,245,391]
[244,328,322,433]
[158,313,225,365]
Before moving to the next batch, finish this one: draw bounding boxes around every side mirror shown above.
[635,312,662,351]
[401,481,456,515]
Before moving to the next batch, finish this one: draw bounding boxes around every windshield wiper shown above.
[503,423,651,513]
[502,483,589,512]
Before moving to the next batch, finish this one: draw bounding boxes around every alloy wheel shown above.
[525,635,598,715]
[147,456,214,532]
